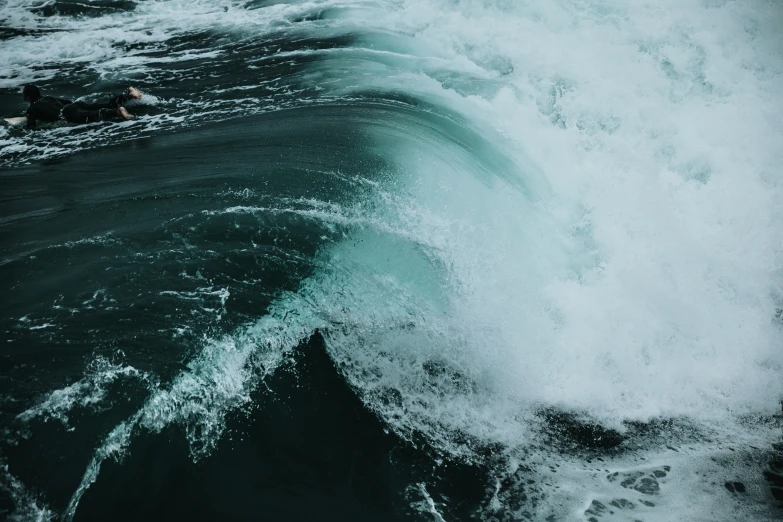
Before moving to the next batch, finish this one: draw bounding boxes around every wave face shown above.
[1,1,782,520]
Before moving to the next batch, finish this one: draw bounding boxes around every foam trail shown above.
[0,464,54,522]
[17,357,151,429]
[63,296,326,520]
[0,0,380,87]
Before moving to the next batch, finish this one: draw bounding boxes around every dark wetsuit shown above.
[26,96,72,127]
[61,92,135,124]
[26,92,135,127]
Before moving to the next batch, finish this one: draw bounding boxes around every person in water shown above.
[22,84,142,128]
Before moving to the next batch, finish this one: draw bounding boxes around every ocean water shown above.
[1,0,782,520]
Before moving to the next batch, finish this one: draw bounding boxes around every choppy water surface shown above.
[1,1,782,520]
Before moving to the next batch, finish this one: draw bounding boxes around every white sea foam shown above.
[17,356,152,428]
[63,294,326,519]
[224,0,781,517]
[0,0,368,87]
[0,463,54,522]
[374,0,783,424]
[316,0,783,517]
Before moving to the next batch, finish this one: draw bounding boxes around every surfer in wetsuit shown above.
[22,84,142,128]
